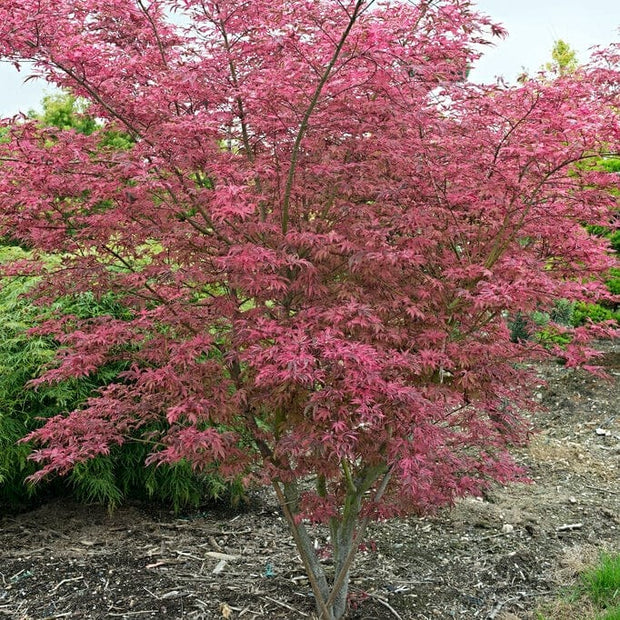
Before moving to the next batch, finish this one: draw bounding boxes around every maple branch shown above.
[488,94,540,180]
[281,0,371,235]
[136,0,169,69]
[484,154,595,270]
[165,167,236,246]
[48,62,145,142]
[99,245,177,308]
[216,19,254,164]
[215,13,268,221]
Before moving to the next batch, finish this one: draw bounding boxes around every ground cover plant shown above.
[583,553,620,614]
[536,551,620,620]
[0,1,618,618]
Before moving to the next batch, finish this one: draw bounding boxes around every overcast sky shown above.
[469,0,619,83]
[0,0,618,116]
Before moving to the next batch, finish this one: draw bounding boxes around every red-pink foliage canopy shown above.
[0,0,618,517]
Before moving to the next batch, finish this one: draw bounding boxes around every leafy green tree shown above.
[29,93,97,135]
[545,39,579,75]
[27,92,133,149]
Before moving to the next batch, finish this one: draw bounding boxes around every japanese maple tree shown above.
[0,1,618,617]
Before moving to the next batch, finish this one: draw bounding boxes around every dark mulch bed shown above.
[1,343,618,619]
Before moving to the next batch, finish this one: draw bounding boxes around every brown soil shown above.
[1,342,619,620]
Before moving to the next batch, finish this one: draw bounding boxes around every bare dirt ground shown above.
[1,342,618,620]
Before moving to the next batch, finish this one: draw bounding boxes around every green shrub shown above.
[600,157,620,174]
[509,300,576,345]
[67,439,247,513]
[0,251,83,508]
[550,298,576,326]
[0,247,243,513]
[572,302,620,326]
[508,311,530,343]
[535,326,573,348]
[606,267,620,296]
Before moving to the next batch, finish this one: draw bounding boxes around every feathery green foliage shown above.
[0,248,243,511]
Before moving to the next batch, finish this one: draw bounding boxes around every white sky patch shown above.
[470,0,619,83]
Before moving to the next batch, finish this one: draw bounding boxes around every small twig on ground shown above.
[108,612,159,617]
[556,523,583,532]
[585,484,618,495]
[142,586,160,599]
[51,576,84,593]
[9,569,26,582]
[145,558,183,569]
[160,590,188,600]
[174,550,203,561]
[213,527,253,536]
[204,551,240,561]
[366,593,404,620]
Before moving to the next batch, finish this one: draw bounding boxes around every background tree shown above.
[545,39,579,75]
[29,93,97,135]
[0,1,618,618]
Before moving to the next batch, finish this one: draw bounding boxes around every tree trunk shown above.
[328,491,362,619]
[276,480,358,619]
[275,465,391,620]
[275,482,333,615]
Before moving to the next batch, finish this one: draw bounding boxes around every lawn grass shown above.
[582,553,620,614]
[535,552,620,620]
